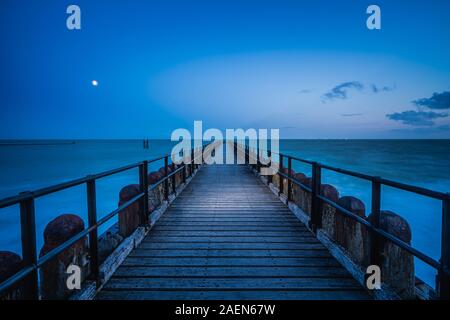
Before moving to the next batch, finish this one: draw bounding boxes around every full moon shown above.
[91,80,98,86]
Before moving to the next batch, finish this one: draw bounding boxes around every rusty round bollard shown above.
[336,196,367,265]
[118,184,141,238]
[338,196,365,216]
[294,172,307,184]
[291,174,312,215]
[41,214,85,255]
[280,168,295,198]
[281,167,294,177]
[147,171,163,185]
[303,177,312,188]
[369,210,411,243]
[158,166,172,176]
[0,251,24,299]
[39,214,88,300]
[367,210,414,299]
[319,184,340,240]
[320,184,339,202]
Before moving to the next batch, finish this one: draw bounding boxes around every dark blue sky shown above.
[1,0,449,139]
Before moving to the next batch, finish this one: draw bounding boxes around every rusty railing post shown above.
[268,150,273,184]
[171,163,176,195]
[190,149,194,176]
[310,162,322,233]
[370,177,382,268]
[279,154,284,196]
[164,156,169,200]
[256,141,260,173]
[139,161,149,225]
[439,194,450,299]
[19,193,39,300]
[287,157,292,202]
[86,177,99,285]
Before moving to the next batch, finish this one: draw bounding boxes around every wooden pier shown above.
[97,165,370,300]
[1,143,449,300]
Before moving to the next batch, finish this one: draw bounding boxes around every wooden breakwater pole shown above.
[0,251,26,299]
[0,147,202,300]
[244,146,420,300]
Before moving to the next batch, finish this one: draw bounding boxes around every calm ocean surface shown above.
[1,139,449,288]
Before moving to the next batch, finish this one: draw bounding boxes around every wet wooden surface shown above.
[97,165,370,300]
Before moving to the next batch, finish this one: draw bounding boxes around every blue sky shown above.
[1,0,449,139]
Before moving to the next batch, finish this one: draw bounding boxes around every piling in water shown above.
[0,251,25,300]
[39,214,88,300]
[118,184,141,238]
[368,210,414,299]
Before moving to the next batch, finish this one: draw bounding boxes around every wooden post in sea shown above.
[368,210,415,299]
[118,184,141,237]
[0,251,25,299]
[39,214,88,300]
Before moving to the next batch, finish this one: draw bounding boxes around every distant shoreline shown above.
[0,141,76,146]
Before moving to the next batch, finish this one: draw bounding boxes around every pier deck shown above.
[97,165,370,300]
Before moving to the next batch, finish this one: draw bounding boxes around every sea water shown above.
[0,139,449,288]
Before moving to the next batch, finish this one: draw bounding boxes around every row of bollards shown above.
[261,162,415,299]
[0,160,195,300]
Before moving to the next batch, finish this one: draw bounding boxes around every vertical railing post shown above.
[279,154,284,196]
[287,157,292,202]
[310,162,322,233]
[256,141,260,173]
[233,139,238,164]
[370,177,382,268]
[86,178,99,286]
[164,156,169,200]
[139,161,149,225]
[245,142,249,165]
[439,194,450,299]
[191,149,194,176]
[181,149,186,184]
[268,150,273,184]
[171,162,176,195]
[19,193,39,300]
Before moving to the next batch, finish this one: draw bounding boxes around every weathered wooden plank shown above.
[151,225,306,231]
[155,222,305,227]
[102,277,362,290]
[121,257,340,267]
[157,218,301,222]
[138,242,324,250]
[97,289,370,300]
[146,230,312,237]
[112,266,349,278]
[129,248,331,258]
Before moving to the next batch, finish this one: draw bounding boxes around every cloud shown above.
[298,89,311,94]
[322,81,364,101]
[412,91,450,110]
[341,113,363,117]
[371,84,395,93]
[390,124,450,137]
[386,110,448,126]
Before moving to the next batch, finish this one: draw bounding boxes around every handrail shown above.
[0,158,172,209]
[242,142,450,299]
[0,145,206,299]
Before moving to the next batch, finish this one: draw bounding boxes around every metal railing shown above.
[242,143,450,299]
[0,147,204,299]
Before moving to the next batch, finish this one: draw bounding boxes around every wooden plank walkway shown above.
[97,165,371,300]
